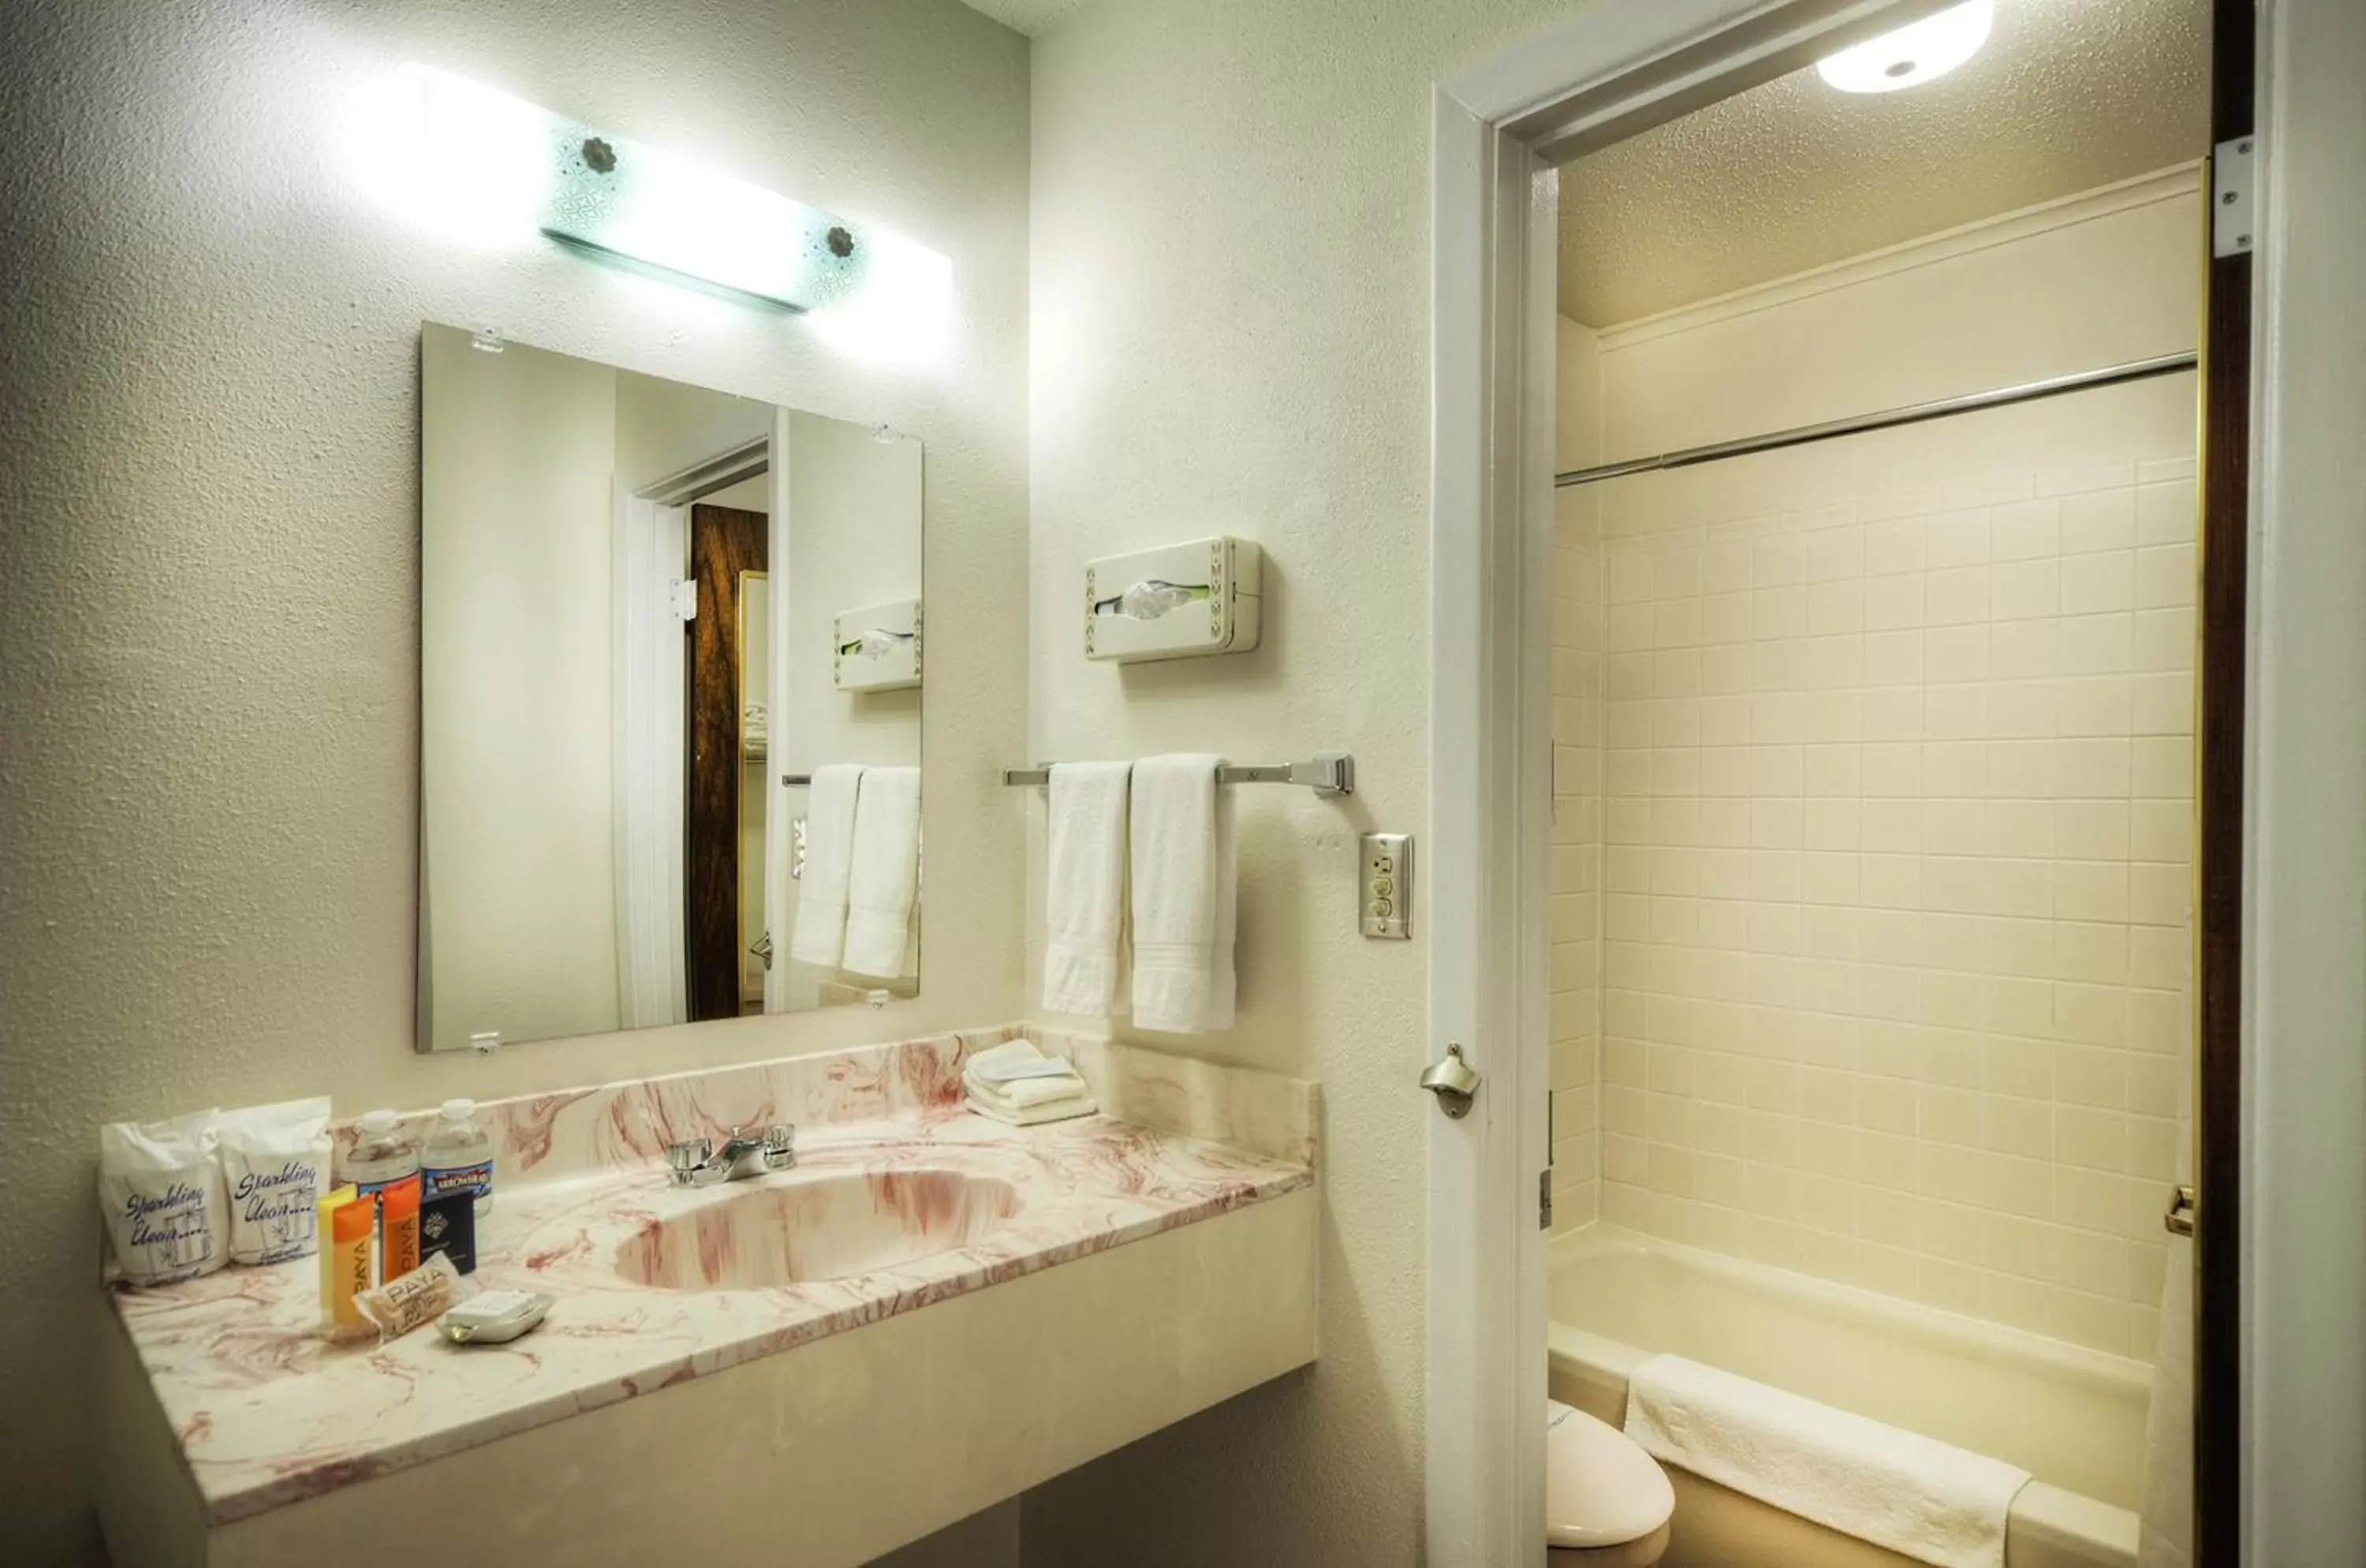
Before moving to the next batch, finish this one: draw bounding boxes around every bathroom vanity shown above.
[99,1029,1318,1567]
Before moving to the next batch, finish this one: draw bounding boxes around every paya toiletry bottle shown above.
[381,1174,422,1279]
[318,1185,370,1336]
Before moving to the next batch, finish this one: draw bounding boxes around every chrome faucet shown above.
[664,1124,796,1187]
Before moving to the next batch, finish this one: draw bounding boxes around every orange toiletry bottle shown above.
[380,1174,422,1281]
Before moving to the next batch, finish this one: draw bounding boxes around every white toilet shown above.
[1546,1400,1676,1565]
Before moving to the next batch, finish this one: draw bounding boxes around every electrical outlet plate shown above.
[1084,536,1262,662]
[1360,832,1412,939]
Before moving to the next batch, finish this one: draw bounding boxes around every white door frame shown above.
[1425,4,1980,1561]
[764,408,796,1014]
[612,485,691,1029]
[2242,1,2366,1558]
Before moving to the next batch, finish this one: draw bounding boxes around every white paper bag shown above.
[98,1109,230,1287]
[218,1098,333,1265]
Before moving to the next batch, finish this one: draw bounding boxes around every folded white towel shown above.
[965,1091,1097,1128]
[1625,1354,2030,1568]
[1042,761,1130,1017]
[970,1059,1077,1085]
[963,1040,1097,1126]
[1128,754,1236,1034]
[789,764,865,967]
[842,766,921,978]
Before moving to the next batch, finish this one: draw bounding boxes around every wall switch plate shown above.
[1360,832,1412,939]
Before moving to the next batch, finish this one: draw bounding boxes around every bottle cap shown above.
[439,1097,476,1119]
[359,1108,399,1134]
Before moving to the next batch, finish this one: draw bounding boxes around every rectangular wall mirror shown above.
[417,323,924,1053]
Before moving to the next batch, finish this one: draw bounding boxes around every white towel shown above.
[1128,755,1236,1033]
[966,1091,1097,1128]
[789,764,865,967]
[1043,761,1130,1017]
[963,1040,1096,1126]
[1624,1354,2030,1568]
[842,766,921,978]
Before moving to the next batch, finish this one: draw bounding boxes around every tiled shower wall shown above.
[1545,174,2204,1355]
[1591,460,2196,1359]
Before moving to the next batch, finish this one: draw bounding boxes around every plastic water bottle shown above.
[337,1109,420,1197]
[420,1098,495,1218]
[337,1110,421,1282]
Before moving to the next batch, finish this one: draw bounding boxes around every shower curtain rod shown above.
[1552,351,2200,489]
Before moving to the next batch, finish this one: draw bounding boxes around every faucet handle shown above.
[760,1123,796,1170]
[664,1138,713,1186]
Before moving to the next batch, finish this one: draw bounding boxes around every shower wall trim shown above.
[1591,163,2203,352]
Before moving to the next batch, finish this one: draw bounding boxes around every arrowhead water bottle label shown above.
[423,1159,494,1201]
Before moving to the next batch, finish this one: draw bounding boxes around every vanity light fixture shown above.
[1816,0,1993,94]
[375,65,941,325]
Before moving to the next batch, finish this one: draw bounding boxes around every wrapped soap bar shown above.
[441,1289,553,1345]
[349,1252,474,1344]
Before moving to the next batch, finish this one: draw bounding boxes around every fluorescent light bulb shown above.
[371,65,936,319]
[539,114,869,312]
[807,225,953,367]
[351,65,554,245]
[1816,0,1993,94]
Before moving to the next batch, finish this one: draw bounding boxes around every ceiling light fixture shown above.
[1816,0,1994,94]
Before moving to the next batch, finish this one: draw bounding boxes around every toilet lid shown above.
[1546,1401,1675,1549]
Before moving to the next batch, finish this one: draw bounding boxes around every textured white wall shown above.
[613,366,773,493]
[1018,2,1596,1562]
[0,0,1029,1558]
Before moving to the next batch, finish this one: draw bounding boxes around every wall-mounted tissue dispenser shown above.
[833,598,922,692]
[1084,536,1262,663]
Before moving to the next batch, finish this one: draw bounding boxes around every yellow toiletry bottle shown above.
[317,1185,371,1336]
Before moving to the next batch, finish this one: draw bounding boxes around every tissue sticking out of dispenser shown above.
[833,598,921,692]
[1084,536,1261,662]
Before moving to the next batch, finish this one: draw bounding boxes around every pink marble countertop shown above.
[110,1106,1312,1525]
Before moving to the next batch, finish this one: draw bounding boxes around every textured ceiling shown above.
[1558,0,2209,325]
[957,0,1097,36]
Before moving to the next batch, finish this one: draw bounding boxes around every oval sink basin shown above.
[615,1170,1022,1292]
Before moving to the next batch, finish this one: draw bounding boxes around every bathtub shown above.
[1548,1226,2151,1568]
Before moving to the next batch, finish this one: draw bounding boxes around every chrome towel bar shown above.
[1001,751,1353,797]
